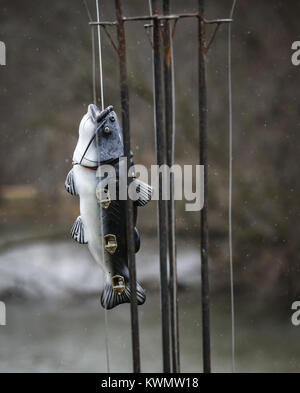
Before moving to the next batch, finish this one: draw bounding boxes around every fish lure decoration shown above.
[65,104,152,310]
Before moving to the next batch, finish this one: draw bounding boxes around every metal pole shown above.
[198,0,211,373]
[115,0,141,374]
[152,0,171,373]
[89,15,232,25]
[162,0,180,374]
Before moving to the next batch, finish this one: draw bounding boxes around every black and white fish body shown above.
[65,104,152,310]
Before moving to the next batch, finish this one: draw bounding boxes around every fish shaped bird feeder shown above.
[65,104,153,310]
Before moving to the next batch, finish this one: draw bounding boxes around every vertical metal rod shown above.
[152,0,171,373]
[115,0,141,373]
[162,0,180,374]
[228,0,237,373]
[198,0,211,373]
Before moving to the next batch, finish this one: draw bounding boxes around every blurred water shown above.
[0,240,299,373]
[0,239,202,300]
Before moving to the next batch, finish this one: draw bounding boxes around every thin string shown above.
[103,285,110,373]
[148,1,157,143]
[92,27,97,105]
[170,25,176,164]
[82,0,110,373]
[96,0,105,111]
[82,0,97,104]
[148,1,153,20]
[228,0,237,374]
[95,0,110,373]
[83,0,92,20]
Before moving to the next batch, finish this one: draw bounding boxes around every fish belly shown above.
[73,165,108,273]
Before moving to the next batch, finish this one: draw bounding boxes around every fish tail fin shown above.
[101,280,146,310]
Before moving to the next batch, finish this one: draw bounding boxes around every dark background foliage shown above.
[0,0,299,300]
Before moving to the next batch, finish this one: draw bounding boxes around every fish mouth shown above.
[79,105,115,166]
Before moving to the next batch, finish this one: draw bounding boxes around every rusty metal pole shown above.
[152,0,171,373]
[115,0,141,373]
[162,0,180,374]
[198,0,211,373]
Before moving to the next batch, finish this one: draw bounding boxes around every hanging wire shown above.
[148,1,153,21]
[103,291,110,373]
[83,0,92,20]
[228,0,237,374]
[82,0,97,104]
[96,0,105,111]
[82,0,97,105]
[92,27,97,105]
[81,0,110,373]
[94,0,111,373]
[170,29,176,164]
[148,0,156,130]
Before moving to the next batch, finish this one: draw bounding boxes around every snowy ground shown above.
[0,238,201,301]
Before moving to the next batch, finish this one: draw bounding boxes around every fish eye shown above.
[110,116,115,123]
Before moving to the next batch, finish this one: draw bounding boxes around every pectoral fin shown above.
[65,168,78,196]
[71,216,88,244]
[132,179,153,207]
